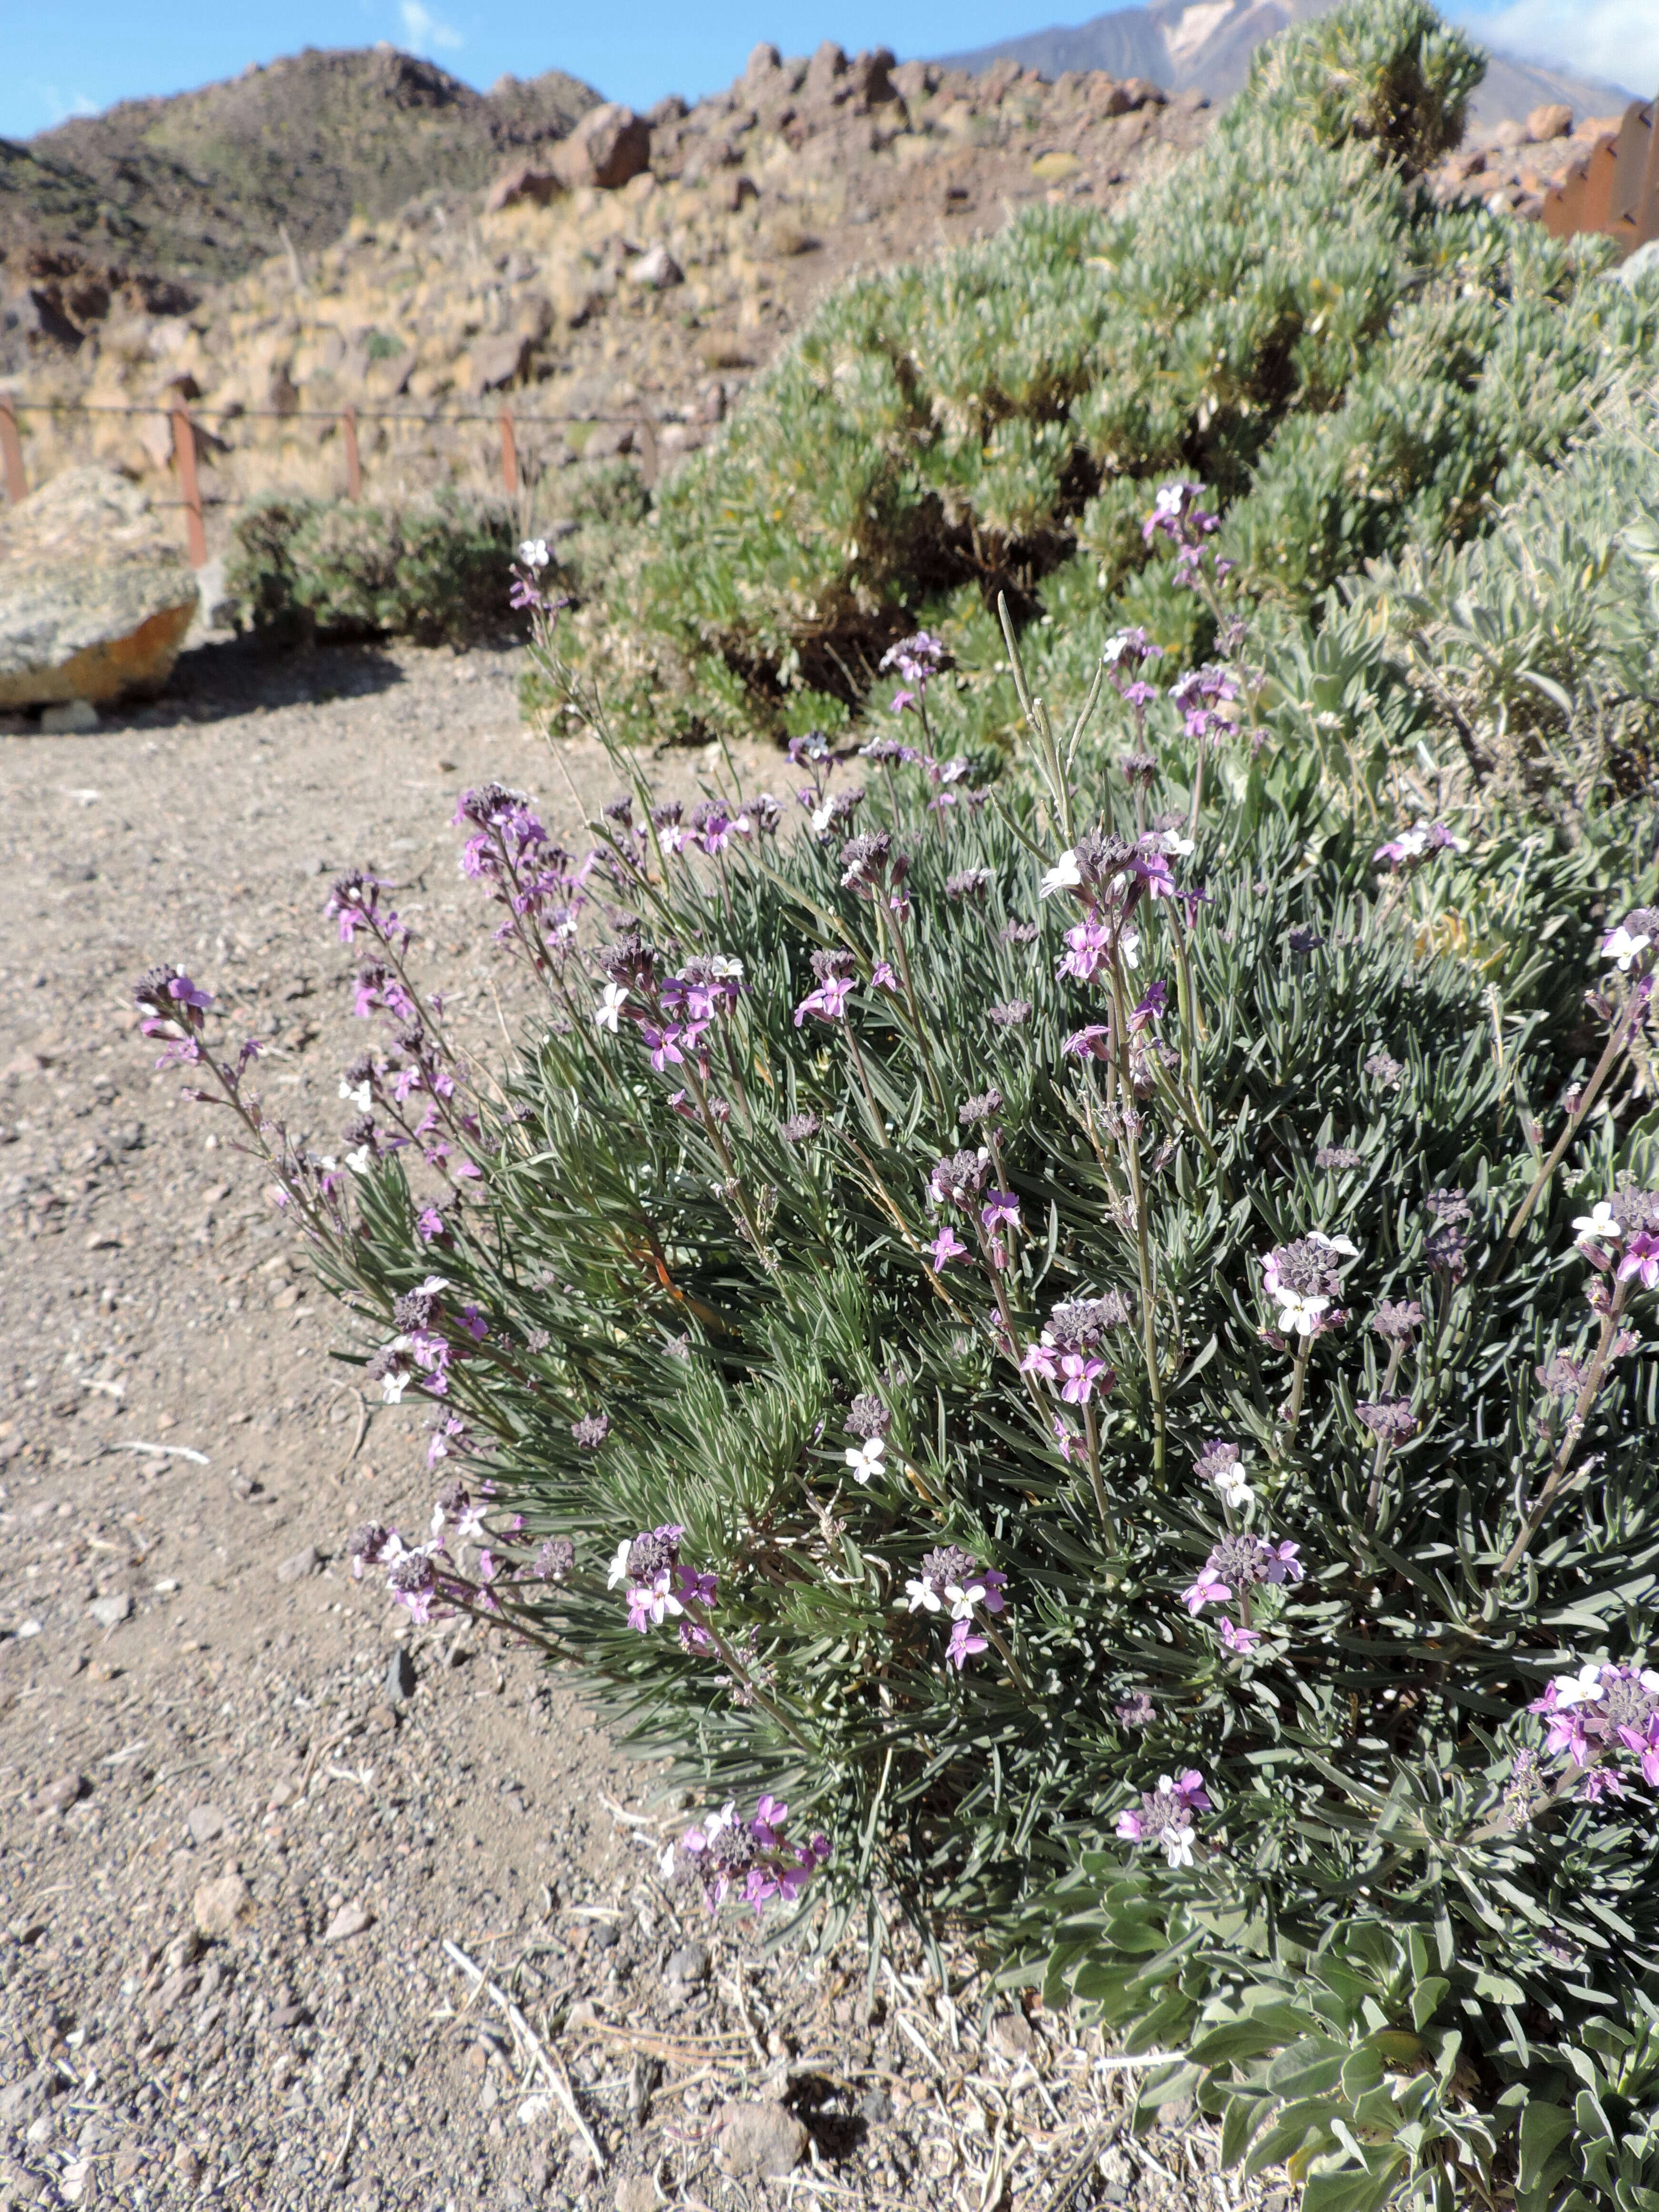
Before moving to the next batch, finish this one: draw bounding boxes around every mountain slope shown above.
[0,46,599,298]
[939,0,1635,133]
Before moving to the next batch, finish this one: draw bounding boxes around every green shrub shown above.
[224,486,520,646]
[571,0,1657,749]
[141,582,1659,2203]
[1260,374,1659,834]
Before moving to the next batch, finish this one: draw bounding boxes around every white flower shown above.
[945,1579,986,1621]
[1213,1468,1255,1513]
[606,1538,634,1590]
[339,1077,373,1113]
[658,823,688,856]
[905,1577,942,1614]
[628,1574,683,1627]
[1553,1662,1608,1709]
[344,1145,372,1177]
[1308,1231,1359,1260]
[1602,925,1651,972]
[595,983,629,1032]
[1574,1201,1623,1247]
[845,1436,885,1484]
[1274,1289,1330,1336]
[1040,850,1083,899]
[379,1366,410,1405]
[519,537,551,570]
[1150,829,1195,858]
[810,799,837,836]
[1160,1823,1195,1869]
[707,954,745,982]
[1119,929,1141,970]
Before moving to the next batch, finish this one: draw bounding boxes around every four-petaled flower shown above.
[1059,1353,1108,1404]
[845,1435,886,1484]
[642,1024,684,1072]
[1575,1201,1623,1247]
[928,1226,968,1268]
[1602,924,1652,972]
[1276,1289,1331,1336]
[981,1191,1021,1233]
[1619,1233,1659,1289]
[1182,1566,1230,1614]
[1040,850,1084,900]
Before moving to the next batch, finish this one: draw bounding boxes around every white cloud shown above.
[28,80,97,126]
[399,1,463,54]
[1448,0,1659,93]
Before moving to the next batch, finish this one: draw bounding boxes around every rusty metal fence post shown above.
[171,404,208,567]
[0,398,26,505]
[343,404,362,500]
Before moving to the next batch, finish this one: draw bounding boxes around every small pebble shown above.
[665,1939,709,1984]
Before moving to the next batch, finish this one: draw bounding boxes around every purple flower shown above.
[1060,919,1112,982]
[946,1618,988,1669]
[641,1024,684,1072]
[1116,1770,1212,1866]
[1064,1024,1112,1061]
[989,1000,1032,1028]
[1129,981,1168,1032]
[981,1190,1021,1233]
[1219,1618,1261,1653]
[1142,480,1218,547]
[675,1564,719,1609]
[662,1799,830,1918]
[1619,1233,1659,1289]
[1182,1566,1231,1614]
[793,974,855,1026]
[1059,1353,1109,1405]
[1021,1341,1059,1381]
[871,960,899,991]
[571,1412,610,1449]
[928,1226,968,1268]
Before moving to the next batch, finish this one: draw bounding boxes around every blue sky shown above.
[5,0,1653,143]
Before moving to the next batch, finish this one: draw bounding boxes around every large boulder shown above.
[0,468,198,709]
[550,102,651,190]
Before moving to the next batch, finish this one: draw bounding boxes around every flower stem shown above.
[1362,1342,1404,1536]
[1083,1400,1116,1548]
[1489,1288,1627,1592]
[1281,1337,1313,1456]
[1493,988,1647,1276]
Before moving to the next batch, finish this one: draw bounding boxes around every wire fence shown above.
[0,391,662,565]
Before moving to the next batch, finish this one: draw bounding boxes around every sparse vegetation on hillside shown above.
[0,46,597,299]
[573,0,1656,760]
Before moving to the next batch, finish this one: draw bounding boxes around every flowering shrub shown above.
[559,0,1659,753]
[144,476,1659,2203]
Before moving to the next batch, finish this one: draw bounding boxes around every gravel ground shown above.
[0,639,1269,2212]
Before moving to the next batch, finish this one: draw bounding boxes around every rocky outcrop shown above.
[0,468,198,709]
[549,103,652,191]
